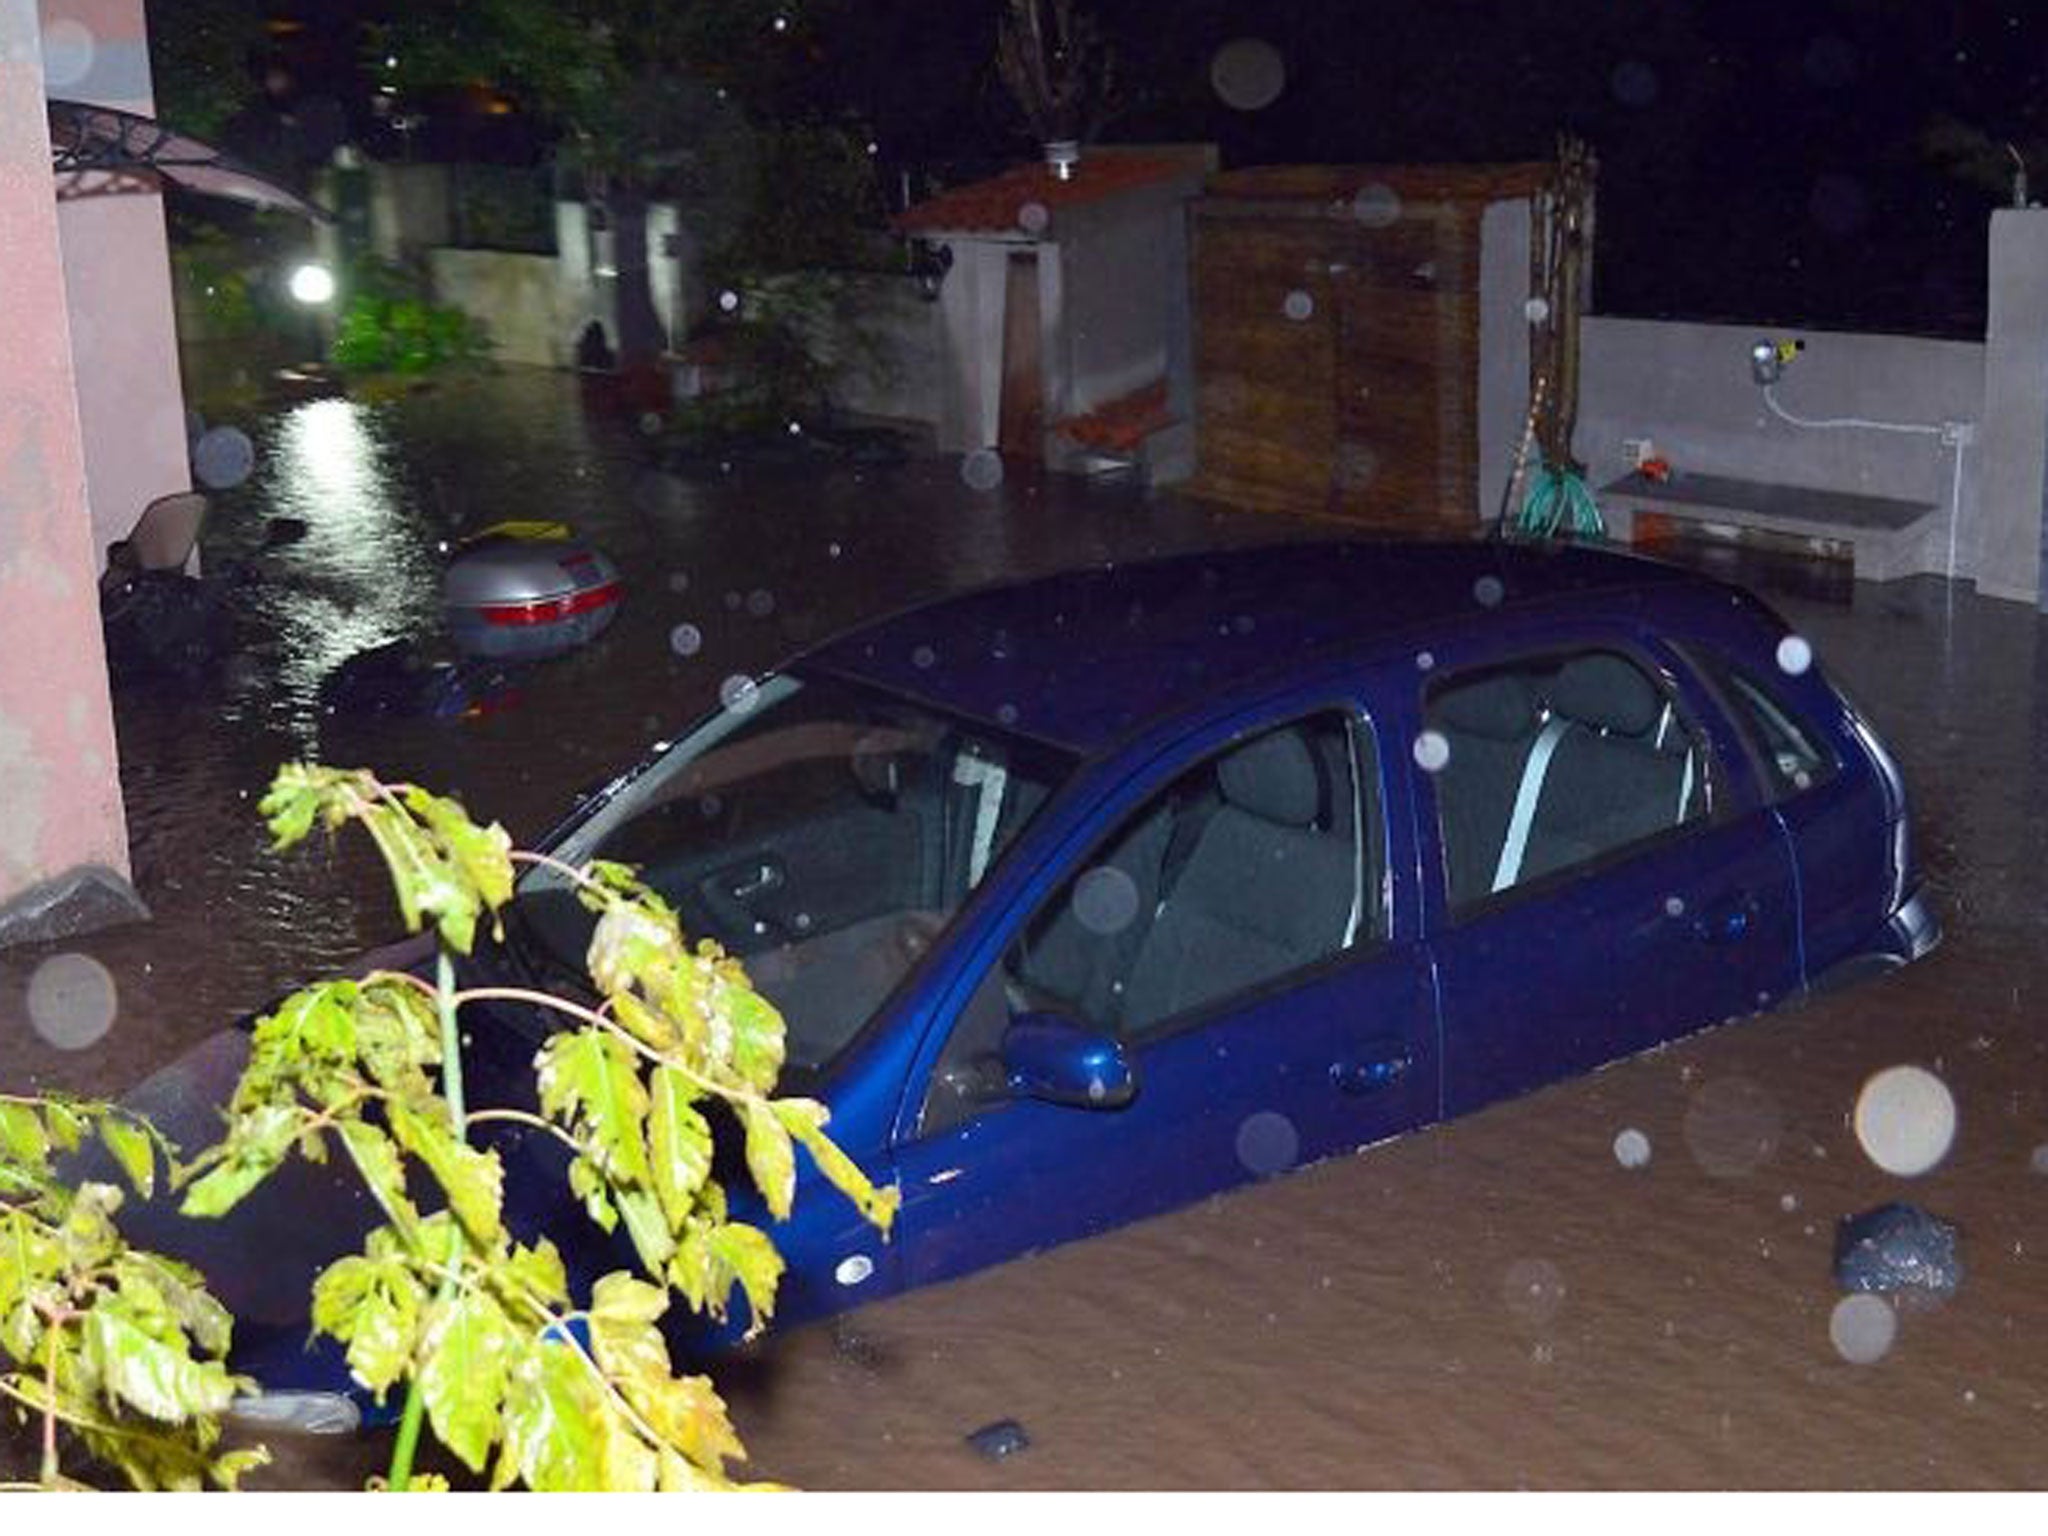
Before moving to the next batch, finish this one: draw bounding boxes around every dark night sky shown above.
[245,0,2048,339]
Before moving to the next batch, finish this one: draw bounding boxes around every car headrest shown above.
[1216,731,1322,828]
[1430,672,1537,741]
[1548,653,1663,736]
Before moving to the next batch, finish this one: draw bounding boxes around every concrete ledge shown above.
[1599,470,1943,582]
[0,864,150,949]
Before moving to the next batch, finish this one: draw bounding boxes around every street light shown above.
[288,260,336,306]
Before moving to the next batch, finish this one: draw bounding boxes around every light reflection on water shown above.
[259,397,441,732]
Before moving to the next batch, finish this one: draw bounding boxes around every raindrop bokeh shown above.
[1682,1075,1783,1178]
[745,588,775,618]
[911,644,937,670]
[1072,866,1141,936]
[1017,201,1050,235]
[668,623,703,657]
[1611,59,1659,107]
[1235,1109,1300,1176]
[26,952,118,1051]
[719,674,760,713]
[962,448,1005,492]
[1613,1127,1653,1169]
[1473,574,1505,608]
[1776,635,1813,675]
[1282,289,1315,322]
[192,425,255,490]
[1829,1292,1897,1365]
[1350,183,1402,228]
[1209,37,1287,111]
[39,19,94,90]
[1411,730,1451,773]
[1853,1064,1957,1177]
[1501,1258,1568,1329]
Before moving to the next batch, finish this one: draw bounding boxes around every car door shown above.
[888,694,1440,1290]
[1412,628,1803,1118]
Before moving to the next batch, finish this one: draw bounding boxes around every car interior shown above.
[921,713,1371,1134]
[1427,648,1708,911]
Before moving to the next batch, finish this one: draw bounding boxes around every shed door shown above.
[999,249,1044,459]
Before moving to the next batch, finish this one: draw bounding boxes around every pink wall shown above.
[43,0,192,565]
[0,0,133,894]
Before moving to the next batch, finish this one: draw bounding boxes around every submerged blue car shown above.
[122,538,1936,1434]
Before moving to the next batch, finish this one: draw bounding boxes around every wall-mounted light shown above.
[1750,336,1803,386]
[288,261,336,306]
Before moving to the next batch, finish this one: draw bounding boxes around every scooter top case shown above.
[443,522,622,661]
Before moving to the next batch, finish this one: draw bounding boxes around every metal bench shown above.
[1598,470,1942,582]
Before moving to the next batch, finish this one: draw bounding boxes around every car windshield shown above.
[510,670,1075,1073]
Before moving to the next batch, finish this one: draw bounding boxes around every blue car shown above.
[120,538,1937,1436]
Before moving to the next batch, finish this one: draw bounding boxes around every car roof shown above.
[800,537,1702,756]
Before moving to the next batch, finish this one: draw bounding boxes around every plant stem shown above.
[386,947,469,1493]
[39,1319,59,1487]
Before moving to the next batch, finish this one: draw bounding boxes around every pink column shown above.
[0,0,139,937]
[43,0,191,566]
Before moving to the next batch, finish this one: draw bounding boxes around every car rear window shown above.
[1688,650,1839,800]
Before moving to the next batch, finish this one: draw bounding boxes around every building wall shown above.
[1577,316,1986,583]
[428,248,569,367]
[0,0,133,911]
[1477,198,1534,525]
[44,0,189,568]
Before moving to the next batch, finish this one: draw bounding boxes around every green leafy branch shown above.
[174,765,898,1491]
[0,1094,266,1491]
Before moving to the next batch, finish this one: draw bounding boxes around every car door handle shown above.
[1332,1048,1412,1095]
[727,860,783,900]
[1688,892,1756,945]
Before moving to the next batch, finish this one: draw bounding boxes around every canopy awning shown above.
[47,98,330,221]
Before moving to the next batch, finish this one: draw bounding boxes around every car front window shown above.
[511,671,1075,1073]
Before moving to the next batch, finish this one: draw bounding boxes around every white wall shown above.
[427,248,568,367]
[1578,317,1985,581]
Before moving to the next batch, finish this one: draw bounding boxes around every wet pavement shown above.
[5,367,2047,1488]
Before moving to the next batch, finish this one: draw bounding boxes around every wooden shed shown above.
[1188,163,1555,530]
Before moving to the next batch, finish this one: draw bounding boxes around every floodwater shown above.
[6,368,2047,1489]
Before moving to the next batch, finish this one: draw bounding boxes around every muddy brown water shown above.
[5,370,2045,1488]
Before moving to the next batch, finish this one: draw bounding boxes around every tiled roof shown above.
[895,152,1198,237]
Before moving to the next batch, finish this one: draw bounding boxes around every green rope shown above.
[1511,463,1606,542]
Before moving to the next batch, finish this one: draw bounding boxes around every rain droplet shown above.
[1682,1076,1783,1178]
[666,571,690,594]
[1611,59,1659,107]
[668,623,702,657]
[2030,1145,2048,1175]
[961,448,1005,492]
[1830,1293,1897,1365]
[1663,895,1687,917]
[38,20,96,90]
[745,588,775,617]
[1780,1192,1800,1212]
[192,425,255,490]
[1072,866,1140,935]
[1412,730,1451,772]
[827,541,843,558]
[723,591,742,611]
[1334,442,1379,489]
[1776,635,1813,675]
[1524,296,1551,324]
[1613,1128,1653,1169]
[1853,1064,1956,1177]
[718,289,740,312]
[996,703,1019,725]
[1350,183,1402,228]
[719,675,760,713]
[1473,574,1506,608]
[911,644,937,669]
[1235,1110,1299,1175]
[26,952,118,1050]
[1017,202,1050,235]
[1282,289,1315,321]
[1209,37,1287,111]
[637,411,664,436]
[1415,651,1435,671]
[1501,1258,1568,1328]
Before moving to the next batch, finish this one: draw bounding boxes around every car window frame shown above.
[1418,635,1733,926]
[1667,641,1844,808]
[905,694,1394,1143]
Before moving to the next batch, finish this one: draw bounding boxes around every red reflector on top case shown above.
[476,580,623,626]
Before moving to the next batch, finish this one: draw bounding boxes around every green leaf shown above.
[419,1288,517,1473]
[535,1029,651,1188]
[0,1102,49,1172]
[505,1237,568,1308]
[586,899,679,1000]
[719,977,786,1094]
[494,1338,608,1492]
[646,1066,712,1230]
[99,1115,155,1200]
[408,788,516,915]
[774,1097,900,1234]
[338,1120,421,1238]
[567,1156,618,1233]
[116,1251,232,1359]
[311,1248,422,1402]
[84,1305,238,1423]
[616,1186,675,1274]
[389,1101,503,1246]
[587,1272,743,1473]
[363,800,481,952]
[180,1103,301,1218]
[741,1100,795,1221]
[258,765,331,848]
[707,1222,783,1331]
[40,1100,86,1154]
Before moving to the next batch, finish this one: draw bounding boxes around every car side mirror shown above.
[1001,1012,1136,1109]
